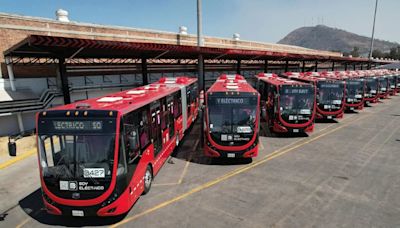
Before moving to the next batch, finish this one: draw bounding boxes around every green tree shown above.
[372,49,384,58]
[349,47,360,57]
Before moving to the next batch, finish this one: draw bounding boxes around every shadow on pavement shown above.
[315,119,338,124]
[344,109,360,114]
[18,189,126,227]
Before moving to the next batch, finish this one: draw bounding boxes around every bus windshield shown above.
[346,79,363,100]
[379,78,388,91]
[38,134,115,180]
[207,94,257,146]
[317,81,344,107]
[279,85,314,124]
[365,78,378,96]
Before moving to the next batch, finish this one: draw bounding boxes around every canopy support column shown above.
[236,59,241,75]
[58,58,71,104]
[5,57,16,91]
[141,58,148,85]
[264,60,269,73]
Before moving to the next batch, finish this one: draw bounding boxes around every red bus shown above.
[387,71,398,96]
[36,76,198,217]
[327,71,365,111]
[256,73,316,134]
[204,74,260,158]
[361,71,380,105]
[281,72,345,119]
[376,71,390,99]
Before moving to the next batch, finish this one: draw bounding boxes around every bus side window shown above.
[167,95,175,137]
[187,85,191,116]
[161,98,167,130]
[139,108,150,150]
[123,113,140,164]
[174,92,182,118]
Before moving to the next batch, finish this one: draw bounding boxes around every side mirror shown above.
[8,138,16,157]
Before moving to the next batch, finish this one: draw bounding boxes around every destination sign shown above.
[283,88,311,94]
[208,96,257,106]
[346,81,362,85]
[319,83,340,88]
[52,121,103,131]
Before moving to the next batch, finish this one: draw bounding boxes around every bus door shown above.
[150,101,162,157]
[166,95,175,142]
[269,84,278,125]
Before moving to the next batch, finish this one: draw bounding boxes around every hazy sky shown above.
[1,0,399,43]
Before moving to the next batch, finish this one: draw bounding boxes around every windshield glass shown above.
[388,76,396,88]
[39,134,115,180]
[316,81,344,110]
[207,94,257,146]
[279,85,314,124]
[345,79,364,102]
[365,78,378,96]
[378,78,388,92]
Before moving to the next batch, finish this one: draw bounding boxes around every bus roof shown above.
[50,76,197,115]
[281,72,341,83]
[257,73,311,87]
[207,74,257,93]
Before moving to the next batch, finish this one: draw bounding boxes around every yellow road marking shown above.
[153,139,199,187]
[16,217,30,228]
[0,148,36,170]
[110,114,372,227]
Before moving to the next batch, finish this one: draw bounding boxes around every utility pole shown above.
[368,0,378,60]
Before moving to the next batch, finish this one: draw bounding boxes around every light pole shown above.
[368,0,378,61]
[197,0,205,149]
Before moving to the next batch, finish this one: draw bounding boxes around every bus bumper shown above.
[272,121,314,133]
[204,144,258,158]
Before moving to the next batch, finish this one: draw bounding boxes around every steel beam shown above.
[314,61,318,72]
[302,61,306,72]
[331,61,335,71]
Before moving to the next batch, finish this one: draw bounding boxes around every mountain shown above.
[278,25,399,56]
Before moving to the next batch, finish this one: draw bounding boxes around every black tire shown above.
[142,166,153,195]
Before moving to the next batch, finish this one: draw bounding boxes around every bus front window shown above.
[38,134,116,179]
[317,81,344,109]
[279,85,314,124]
[346,80,363,102]
[207,94,257,146]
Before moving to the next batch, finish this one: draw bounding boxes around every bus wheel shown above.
[142,166,153,195]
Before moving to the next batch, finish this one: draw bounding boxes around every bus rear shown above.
[205,75,259,158]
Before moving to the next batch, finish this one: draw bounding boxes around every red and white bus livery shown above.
[362,71,380,104]
[256,73,316,134]
[387,72,398,96]
[36,77,198,217]
[204,74,260,158]
[281,72,345,119]
[326,72,364,111]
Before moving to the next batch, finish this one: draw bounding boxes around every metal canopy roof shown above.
[4,35,370,63]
